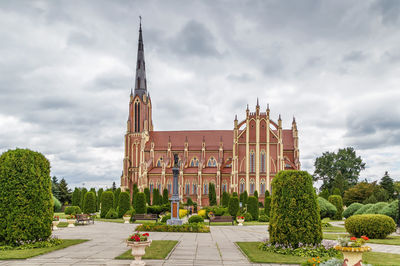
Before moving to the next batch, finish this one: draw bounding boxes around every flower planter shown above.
[237,218,244,226]
[67,219,76,228]
[123,216,131,224]
[52,220,60,230]
[334,246,371,266]
[126,239,152,266]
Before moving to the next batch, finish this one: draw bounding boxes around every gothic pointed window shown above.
[156,157,163,167]
[203,183,208,195]
[149,181,154,194]
[207,156,217,167]
[261,150,266,173]
[193,183,197,195]
[250,150,255,173]
[157,182,161,192]
[260,179,266,195]
[240,178,245,193]
[190,157,199,167]
[185,182,190,195]
[222,181,227,193]
[250,179,255,194]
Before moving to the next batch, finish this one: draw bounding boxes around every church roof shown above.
[134,19,147,100]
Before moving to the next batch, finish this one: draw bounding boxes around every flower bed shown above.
[136,222,210,233]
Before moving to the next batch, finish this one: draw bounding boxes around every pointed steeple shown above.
[134,16,147,99]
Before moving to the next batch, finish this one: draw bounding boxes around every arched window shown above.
[193,183,197,195]
[240,178,245,193]
[190,157,199,167]
[222,181,227,193]
[203,183,208,195]
[261,150,266,173]
[157,182,161,192]
[260,179,266,195]
[207,156,217,167]
[167,181,172,194]
[185,182,190,195]
[250,150,255,173]
[156,157,163,167]
[149,181,154,194]
[250,179,255,194]
[134,101,140,132]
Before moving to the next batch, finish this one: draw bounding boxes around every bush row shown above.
[136,222,210,233]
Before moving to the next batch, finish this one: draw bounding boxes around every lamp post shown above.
[167,154,183,225]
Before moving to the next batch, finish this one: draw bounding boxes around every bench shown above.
[133,214,158,222]
[76,214,95,225]
[209,215,234,225]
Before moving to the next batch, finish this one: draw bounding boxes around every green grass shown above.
[95,218,125,223]
[0,239,88,260]
[207,221,268,226]
[244,221,269,226]
[322,226,347,233]
[54,212,68,219]
[56,222,68,228]
[364,252,400,265]
[324,233,400,245]
[115,240,178,260]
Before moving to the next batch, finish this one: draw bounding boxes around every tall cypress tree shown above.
[114,188,121,208]
[80,188,88,209]
[97,188,103,211]
[144,188,150,205]
[72,188,81,206]
[132,183,139,208]
[58,178,71,205]
[162,188,169,204]
[208,183,217,206]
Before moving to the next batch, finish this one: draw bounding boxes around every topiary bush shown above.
[144,188,150,205]
[161,214,171,223]
[264,192,271,217]
[364,202,389,214]
[354,203,373,215]
[83,192,96,214]
[221,192,230,208]
[318,197,337,219]
[188,215,204,223]
[100,191,114,218]
[228,196,239,217]
[136,192,147,214]
[114,188,121,209]
[247,196,259,221]
[147,205,163,215]
[0,148,53,245]
[328,195,343,220]
[65,206,81,215]
[244,212,253,221]
[343,203,363,218]
[378,200,398,222]
[105,208,118,219]
[118,192,131,218]
[345,214,396,239]
[269,170,322,248]
[72,188,81,207]
[53,196,62,212]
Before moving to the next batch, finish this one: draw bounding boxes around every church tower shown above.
[121,20,153,192]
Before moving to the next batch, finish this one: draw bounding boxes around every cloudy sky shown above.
[1,0,399,189]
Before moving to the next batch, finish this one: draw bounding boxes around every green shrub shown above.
[114,188,121,209]
[136,222,210,233]
[188,215,204,223]
[105,208,118,219]
[136,192,147,214]
[118,192,131,218]
[365,202,389,214]
[328,195,343,220]
[264,194,271,217]
[232,192,238,197]
[152,188,160,205]
[258,214,269,222]
[247,196,259,221]
[53,196,62,212]
[208,183,217,206]
[221,192,230,207]
[100,191,114,218]
[147,205,163,214]
[144,188,150,205]
[363,194,377,204]
[354,203,373,215]
[318,197,337,219]
[345,214,396,239]
[0,148,53,245]
[318,189,330,200]
[97,188,103,212]
[343,203,363,218]
[228,196,239,217]
[244,212,253,221]
[72,188,81,207]
[269,170,322,248]
[378,200,398,222]
[161,214,171,223]
[206,206,227,217]
[80,188,87,210]
[254,190,258,199]
[240,191,248,205]
[83,192,96,214]
[74,206,82,214]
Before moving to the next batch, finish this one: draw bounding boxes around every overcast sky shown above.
[1,0,399,189]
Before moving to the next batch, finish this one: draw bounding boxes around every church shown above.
[120,23,300,206]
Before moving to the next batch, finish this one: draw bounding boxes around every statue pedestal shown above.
[167,219,183,225]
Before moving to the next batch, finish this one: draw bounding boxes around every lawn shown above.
[115,240,178,260]
[56,222,68,228]
[54,212,68,219]
[208,221,268,226]
[236,241,400,265]
[0,239,88,260]
[322,226,347,233]
[324,233,400,245]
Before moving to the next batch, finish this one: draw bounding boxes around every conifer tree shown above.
[80,188,87,210]
[58,178,71,205]
[114,187,121,208]
[144,188,150,205]
[162,188,169,204]
[97,188,103,211]
[72,188,81,206]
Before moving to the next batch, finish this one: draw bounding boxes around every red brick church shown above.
[121,23,300,206]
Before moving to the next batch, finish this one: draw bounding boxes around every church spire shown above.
[134,16,147,99]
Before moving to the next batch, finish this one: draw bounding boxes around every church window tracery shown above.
[190,157,199,167]
[250,150,255,173]
[207,157,217,167]
[240,178,245,193]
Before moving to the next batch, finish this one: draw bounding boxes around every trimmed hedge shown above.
[118,192,131,218]
[114,188,121,209]
[83,192,96,214]
[221,192,230,208]
[162,188,169,204]
[144,188,150,205]
[264,192,271,217]
[161,214,171,223]
[0,149,53,245]
[343,203,363,218]
[328,195,343,220]
[269,170,322,248]
[345,214,396,239]
[247,196,259,221]
[53,196,62,212]
[244,212,253,221]
[136,192,147,214]
[258,214,269,222]
[318,197,337,219]
[101,191,114,218]
[228,196,239,217]
[105,208,118,219]
[64,206,81,215]
[354,203,373,215]
[97,188,103,211]
[365,202,389,214]
[188,215,204,223]
[378,200,398,222]
[72,188,81,207]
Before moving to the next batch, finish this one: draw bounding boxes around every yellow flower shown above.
[312,258,316,261]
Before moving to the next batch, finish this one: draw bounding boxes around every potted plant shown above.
[123,212,131,224]
[66,215,76,228]
[335,236,371,266]
[126,231,152,265]
[52,216,60,230]
[237,216,245,226]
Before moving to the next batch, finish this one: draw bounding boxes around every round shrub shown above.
[345,214,396,239]
[0,148,53,245]
[365,202,389,214]
[247,196,259,221]
[318,197,337,219]
[228,196,239,217]
[258,214,269,222]
[118,192,131,218]
[64,206,75,215]
[269,170,322,248]
[188,215,204,223]
[101,191,114,218]
[244,212,253,221]
[328,195,343,220]
[161,214,171,223]
[74,206,82,214]
[354,203,373,215]
[83,192,96,214]
[53,196,62,212]
[105,208,118,219]
[378,200,398,222]
[136,192,147,214]
[343,203,363,218]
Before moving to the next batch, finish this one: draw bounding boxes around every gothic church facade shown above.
[121,24,300,206]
